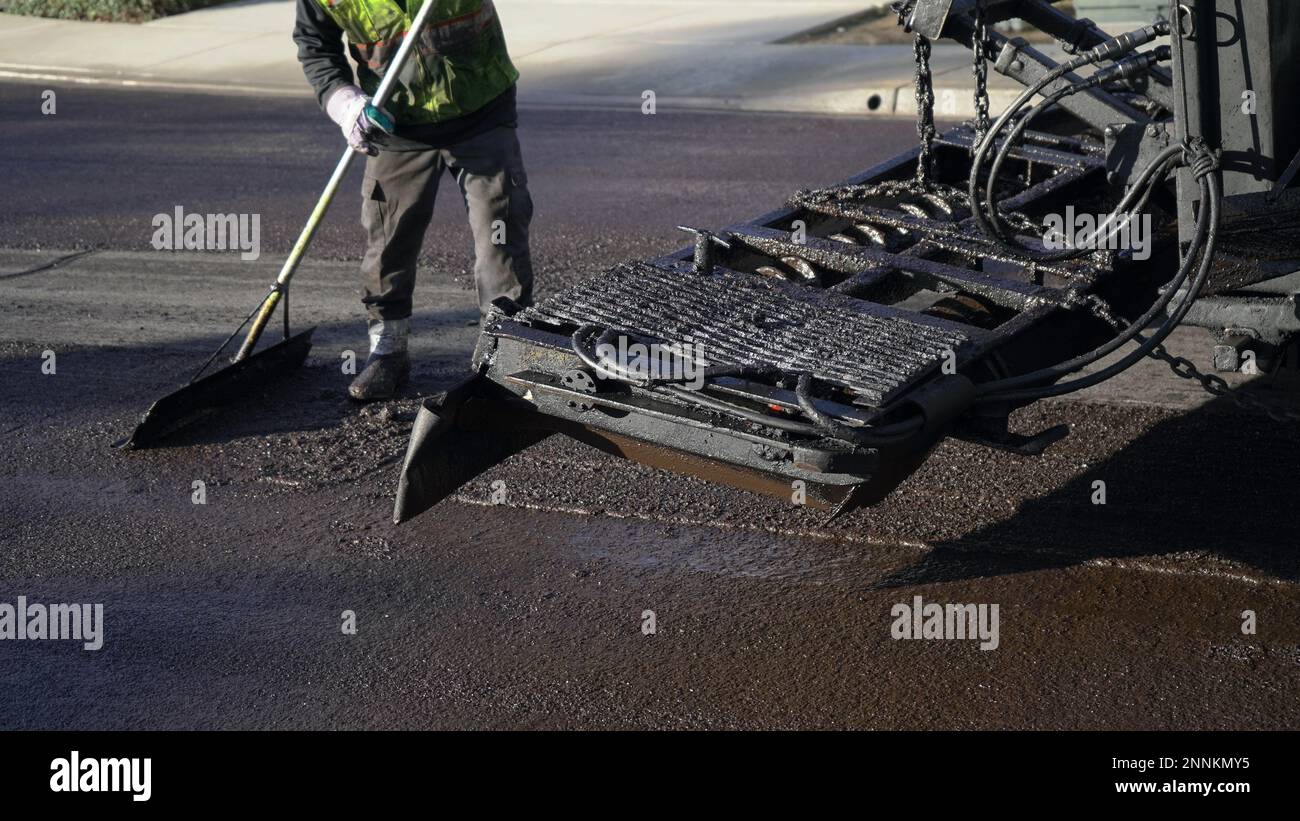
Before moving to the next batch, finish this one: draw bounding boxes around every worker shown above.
[293,0,534,400]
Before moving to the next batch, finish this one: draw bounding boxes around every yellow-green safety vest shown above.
[316,0,519,125]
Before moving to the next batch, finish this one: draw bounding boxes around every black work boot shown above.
[348,351,410,401]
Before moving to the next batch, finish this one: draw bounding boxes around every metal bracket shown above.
[906,0,955,39]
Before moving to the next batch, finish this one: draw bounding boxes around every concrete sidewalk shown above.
[0,0,1053,117]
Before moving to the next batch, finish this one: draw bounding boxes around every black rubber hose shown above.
[973,162,1192,394]
[968,23,1170,242]
[570,324,925,443]
[988,131,1181,262]
[571,325,629,381]
[664,384,828,436]
[974,158,1204,396]
[571,325,780,386]
[985,140,1179,264]
[983,53,1175,259]
[969,64,1091,242]
[795,373,925,446]
[977,173,1222,403]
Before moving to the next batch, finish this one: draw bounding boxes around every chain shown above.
[972,0,991,149]
[892,3,1292,421]
[1076,292,1300,422]
[912,33,937,189]
[792,0,1035,242]
[1147,347,1300,422]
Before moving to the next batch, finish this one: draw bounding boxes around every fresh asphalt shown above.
[1,82,1297,729]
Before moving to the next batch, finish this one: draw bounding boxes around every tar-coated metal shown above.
[394,0,1300,522]
[519,260,972,406]
[121,328,315,449]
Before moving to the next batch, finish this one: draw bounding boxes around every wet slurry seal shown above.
[4,319,1300,730]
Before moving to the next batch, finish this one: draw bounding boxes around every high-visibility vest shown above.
[316,0,519,124]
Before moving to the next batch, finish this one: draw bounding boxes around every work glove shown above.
[325,84,395,156]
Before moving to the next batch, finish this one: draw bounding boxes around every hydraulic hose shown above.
[664,384,828,437]
[968,22,1170,244]
[571,325,778,387]
[969,156,1192,396]
[977,168,1222,403]
[982,49,1173,260]
[569,325,926,445]
[794,374,925,446]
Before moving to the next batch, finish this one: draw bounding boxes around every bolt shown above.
[678,226,731,275]
[1212,344,1240,373]
[1213,334,1254,373]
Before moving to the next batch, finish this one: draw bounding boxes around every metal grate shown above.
[519,261,971,406]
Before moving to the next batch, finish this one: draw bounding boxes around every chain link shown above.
[1077,292,1300,422]
[794,2,1035,246]
[895,1,1293,422]
[912,33,938,189]
[971,0,991,149]
[899,0,988,153]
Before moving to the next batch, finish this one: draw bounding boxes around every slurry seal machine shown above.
[392,0,1300,523]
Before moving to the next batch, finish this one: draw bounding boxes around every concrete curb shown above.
[0,1,1016,119]
[0,62,1008,119]
[0,63,307,98]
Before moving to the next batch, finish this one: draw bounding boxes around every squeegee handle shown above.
[234,0,442,362]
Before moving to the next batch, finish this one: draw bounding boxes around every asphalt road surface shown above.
[1,82,1298,730]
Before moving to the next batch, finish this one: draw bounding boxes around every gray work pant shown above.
[359,125,534,320]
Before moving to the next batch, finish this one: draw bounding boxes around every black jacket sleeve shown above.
[292,0,355,109]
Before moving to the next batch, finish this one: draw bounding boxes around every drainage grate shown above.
[519,261,971,406]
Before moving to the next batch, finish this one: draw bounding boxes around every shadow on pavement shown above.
[872,386,1300,586]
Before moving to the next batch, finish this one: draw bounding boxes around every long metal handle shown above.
[235,0,442,361]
